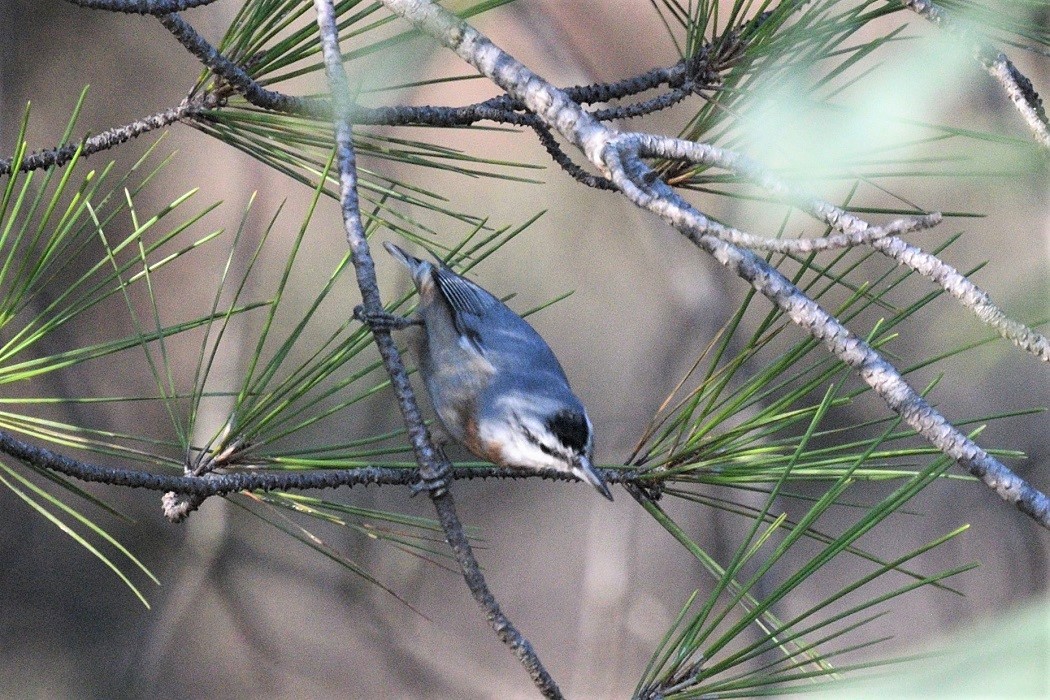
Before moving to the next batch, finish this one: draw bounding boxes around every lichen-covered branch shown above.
[64,0,220,13]
[871,236,1049,362]
[377,0,1050,529]
[632,134,944,249]
[898,0,1049,151]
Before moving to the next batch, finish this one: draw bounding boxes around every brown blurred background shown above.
[0,1,1046,698]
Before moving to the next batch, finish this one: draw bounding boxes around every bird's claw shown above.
[410,472,449,498]
[353,305,420,330]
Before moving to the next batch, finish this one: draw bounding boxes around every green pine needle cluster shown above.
[0,0,1045,694]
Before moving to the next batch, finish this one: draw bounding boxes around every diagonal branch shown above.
[898,0,1049,151]
[5,12,722,182]
[311,0,564,697]
[631,134,1048,360]
[65,0,220,13]
[870,236,1049,361]
[377,0,1050,529]
[633,134,943,248]
[0,102,200,175]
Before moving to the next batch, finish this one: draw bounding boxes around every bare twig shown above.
[984,52,1050,150]
[871,236,1050,362]
[898,0,1049,151]
[0,428,636,495]
[377,0,1050,529]
[65,0,220,13]
[312,0,564,696]
[0,103,198,175]
[157,13,330,117]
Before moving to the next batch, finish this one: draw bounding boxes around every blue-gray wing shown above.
[432,265,497,350]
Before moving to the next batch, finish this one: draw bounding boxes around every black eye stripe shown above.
[545,410,589,454]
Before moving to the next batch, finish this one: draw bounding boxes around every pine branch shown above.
[0,103,199,175]
[311,1,563,697]
[3,12,724,184]
[0,428,636,495]
[376,0,1050,529]
[10,0,1044,530]
[64,0,220,13]
[899,0,1049,150]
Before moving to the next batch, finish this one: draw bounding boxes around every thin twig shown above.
[377,0,1050,529]
[157,13,330,117]
[898,0,1049,151]
[983,52,1050,150]
[0,103,199,175]
[65,0,220,13]
[871,236,1049,362]
[312,0,564,696]
[0,428,637,495]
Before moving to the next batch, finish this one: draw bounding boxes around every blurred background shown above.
[0,1,1046,697]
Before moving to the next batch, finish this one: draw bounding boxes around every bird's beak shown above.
[573,456,613,501]
[383,241,420,269]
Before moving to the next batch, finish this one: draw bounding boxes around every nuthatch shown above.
[382,242,612,500]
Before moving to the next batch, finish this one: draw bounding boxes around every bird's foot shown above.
[410,469,450,498]
[353,305,421,330]
[410,448,451,498]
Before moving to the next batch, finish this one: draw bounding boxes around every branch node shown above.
[162,491,204,523]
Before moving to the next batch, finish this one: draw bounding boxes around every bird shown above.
[381,241,612,500]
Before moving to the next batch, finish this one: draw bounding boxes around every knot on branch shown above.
[638,655,706,699]
[163,437,249,523]
[683,46,722,94]
[162,491,202,523]
[64,0,221,13]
